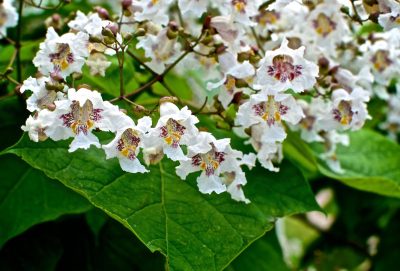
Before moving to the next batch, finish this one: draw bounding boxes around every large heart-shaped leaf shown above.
[0,154,92,247]
[316,129,400,198]
[7,134,319,271]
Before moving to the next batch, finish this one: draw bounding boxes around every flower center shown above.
[0,6,7,27]
[117,128,141,160]
[160,118,186,148]
[312,13,337,37]
[232,0,247,12]
[333,100,353,125]
[267,54,303,82]
[191,144,226,176]
[60,100,103,135]
[252,95,289,126]
[49,43,74,72]
[300,115,316,131]
[390,15,400,24]
[224,76,236,93]
[36,90,57,110]
[371,50,392,72]
[257,11,280,25]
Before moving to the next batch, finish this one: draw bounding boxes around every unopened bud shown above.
[94,6,109,19]
[123,32,133,41]
[122,0,132,10]
[77,84,92,90]
[235,79,248,88]
[107,24,119,35]
[49,72,63,82]
[46,103,56,111]
[135,28,146,37]
[102,27,115,38]
[72,72,83,80]
[103,36,115,45]
[318,57,330,73]
[89,35,103,43]
[215,44,227,55]
[237,52,250,62]
[249,54,261,64]
[160,96,178,104]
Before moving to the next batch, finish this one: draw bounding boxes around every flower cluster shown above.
[14,0,400,202]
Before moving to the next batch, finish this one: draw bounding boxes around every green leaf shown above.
[227,231,289,271]
[0,96,28,151]
[0,154,92,247]
[7,134,319,271]
[283,130,319,179]
[316,129,400,198]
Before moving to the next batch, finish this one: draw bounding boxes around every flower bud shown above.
[46,103,56,111]
[94,6,109,20]
[102,27,115,38]
[122,0,132,10]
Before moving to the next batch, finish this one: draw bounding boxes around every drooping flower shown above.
[136,28,182,74]
[85,53,111,76]
[256,38,319,92]
[21,114,49,142]
[132,0,173,26]
[0,0,18,37]
[37,88,126,152]
[148,102,199,161]
[207,51,255,108]
[236,88,304,143]
[319,88,370,132]
[33,27,89,79]
[20,76,66,112]
[218,0,262,26]
[176,132,253,202]
[103,116,152,173]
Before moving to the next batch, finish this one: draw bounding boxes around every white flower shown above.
[218,0,262,26]
[0,0,18,36]
[378,0,400,30]
[319,88,370,132]
[176,132,251,202]
[86,53,111,76]
[21,114,48,142]
[256,38,319,93]
[178,0,209,17]
[33,27,89,79]
[103,116,152,173]
[236,89,304,143]
[37,88,126,152]
[148,102,199,161]
[319,131,349,174]
[207,51,255,108]
[20,76,66,112]
[132,0,173,26]
[136,28,181,74]
[295,98,324,143]
[247,123,283,172]
[305,2,350,57]
[68,11,111,37]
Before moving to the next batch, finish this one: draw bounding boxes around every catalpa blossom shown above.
[178,0,209,17]
[68,11,111,38]
[132,0,173,26]
[378,0,400,30]
[256,38,319,93]
[305,2,350,57]
[176,132,254,203]
[22,115,48,143]
[319,131,349,174]
[20,76,66,112]
[0,0,18,36]
[148,102,199,161]
[218,0,262,26]
[33,27,89,79]
[236,89,304,143]
[361,38,400,86]
[319,88,370,132]
[247,123,283,172]
[207,51,255,109]
[37,88,126,152]
[137,28,181,74]
[86,53,111,77]
[103,116,152,173]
